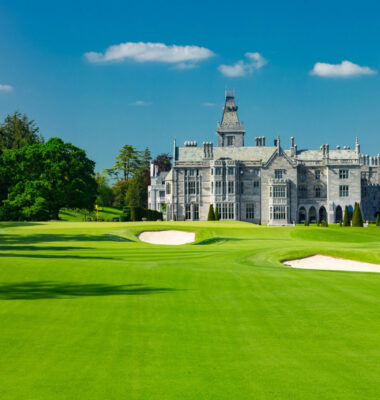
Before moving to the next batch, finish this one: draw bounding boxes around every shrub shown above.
[321,220,328,227]
[87,217,92,221]
[352,202,363,227]
[173,214,177,221]
[376,214,380,226]
[207,205,215,221]
[258,219,261,225]
[304,220,309,226]
[214,206,220,221]
[343,206,350,227]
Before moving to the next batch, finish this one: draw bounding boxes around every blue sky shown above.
[1,0,380,171]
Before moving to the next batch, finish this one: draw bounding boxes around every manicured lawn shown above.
[0,221,379,399]
[59,206,123,221]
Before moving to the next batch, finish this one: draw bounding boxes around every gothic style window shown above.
[185,204,191,220]
[275,169,284,179]
[215,167,222,176]
[246,203,255,219]
[273,186,286,198]
[228,181,234,194]
[193,204,199,220]
[215,181,222,194]
[228,167,234,175]
[315,170,321,180]
[339,169,349,179]
[189,169,195,176]
[216,203,234,220]
[339,185,349,197]
[272,206,286,220]
[298,185,307,198]
[159,191,165,198]
[315,187,321,198]
[186,181,195,194]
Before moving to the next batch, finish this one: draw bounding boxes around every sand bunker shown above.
[283,255,380,273]
[138,230,195,245]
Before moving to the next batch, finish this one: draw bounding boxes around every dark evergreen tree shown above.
[352,202,363,227]
[0,111,44,150]
[214,206,220,221]
[207,204,215,221]
[376,213,380,226]
[106,144,141,181]
[343,205,350,227]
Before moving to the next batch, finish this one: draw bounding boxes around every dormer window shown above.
[227,136,234,146]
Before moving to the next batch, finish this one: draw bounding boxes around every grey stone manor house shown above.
[148,91,380,224]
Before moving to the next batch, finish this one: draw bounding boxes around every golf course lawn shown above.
[0,221,379,399]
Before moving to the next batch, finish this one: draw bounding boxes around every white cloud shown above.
[130,100,151,106]
[0,84,13,92]
[310,60,377,78]
[218,52,267,77]
[84,41,215,69]
[203,102,216,107]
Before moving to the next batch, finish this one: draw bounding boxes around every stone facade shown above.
[148,91,380,224]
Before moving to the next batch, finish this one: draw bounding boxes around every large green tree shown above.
[125,172,148,208]
[95,172,114,207]
[0,138,97,220]
[0,111,44,150]
[106,144,141,181]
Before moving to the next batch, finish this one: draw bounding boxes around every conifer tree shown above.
[352,202,363,227]
[376,213,380,226]
[214,206,220,221]
[343,205,350,227]
[207,204,215,221]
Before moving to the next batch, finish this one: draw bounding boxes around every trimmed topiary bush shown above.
[304,220,309,226]
[376,214,380,226]
[214,206,220,221]
[343,206,350,227]
[207,205,215,221]
[352,202,363,227]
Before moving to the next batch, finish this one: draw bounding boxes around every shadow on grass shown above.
[0,245,93,252]
[0,253,116,260]
[195,237,247,245]
[0,233,133,245]
[0,281,178,300]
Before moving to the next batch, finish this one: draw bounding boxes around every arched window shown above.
[309,207,317,223]
[319,206,327,223]
[298,207,307,223]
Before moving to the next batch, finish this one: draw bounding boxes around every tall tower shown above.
[216,90,245,147]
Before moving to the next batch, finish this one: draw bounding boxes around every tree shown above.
[153,153,172,172]
[0,138,97,220]
[352,202,363,227]
[125,172,148,208]
[140,147,152,171]
[106,144,140,181]
[95,172,114,207]
[376,213,380,226]
[0,111,44,150]
[214,206,220,221]
[207,204,215,221]
[343,205,350,227]
[112,180,129,208]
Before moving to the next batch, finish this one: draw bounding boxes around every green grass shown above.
[0,221,379,399]
[59,206,123,221]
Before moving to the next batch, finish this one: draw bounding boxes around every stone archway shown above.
[298,207,307,223]
[319,206,327,223]
[335,205,343,223]
[309,206,317,223]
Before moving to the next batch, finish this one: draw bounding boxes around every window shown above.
[211,168,214,175]
[227,136,234,146]
[253,181,260,192]
[166,183,171,195]
[298,185,307,198]
[271,186,286,198]
[159,191,165,198]
[189,169,195,176]
[253,168,260,176]
[196,181,200,194]
[246,203,255,219]
[185,204,191,220]
[193,204,199,220]
[275,169,284,179]
[186,181,195,194]
[211,182,213,194]
[215,181,222,194]
[315,170,321,180]
[315,187,321,198]
[339,169,349,179]
[339,185,349,197]
[196,169,199,176]
[272,206,286,220]
[216,203,235,220]
[240,182,244,194]
[228,181,234,194]
[215,167,222,175]
[228,167,234,175]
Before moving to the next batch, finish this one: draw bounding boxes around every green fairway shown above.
[59,206,123,221]
[0,221,379,399]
